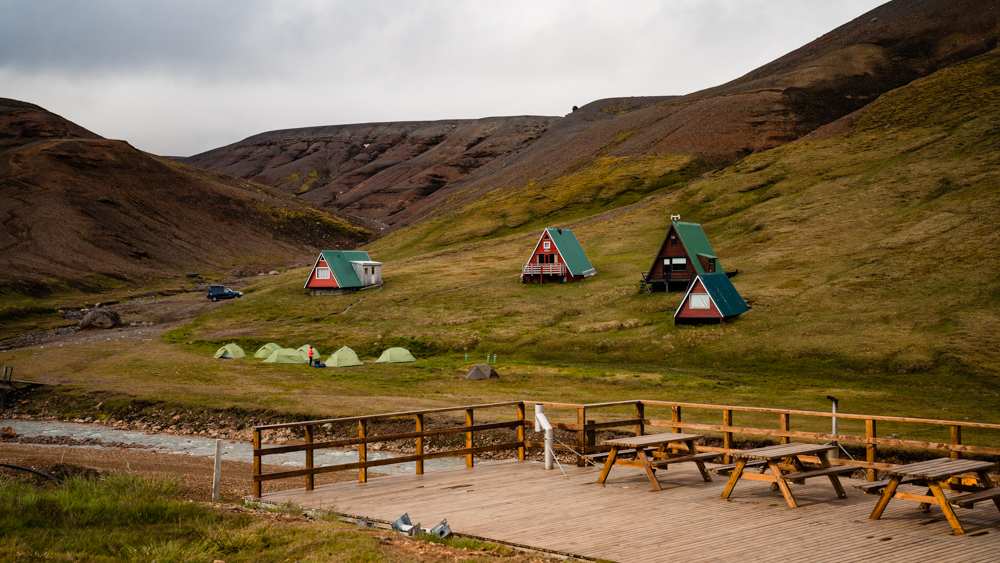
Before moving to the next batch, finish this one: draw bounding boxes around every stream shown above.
[2,420,467,474]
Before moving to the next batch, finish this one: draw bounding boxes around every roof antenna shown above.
[670,214,681,221]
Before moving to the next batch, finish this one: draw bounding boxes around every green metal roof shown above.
[545,228,595,277]
[674,272,748,318]
[318,250,373,288]
[673,221,722,274]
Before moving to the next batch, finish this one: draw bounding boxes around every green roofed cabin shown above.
[643,219,733,292]
[674,272,748,325]
[521,228,596,284]
[304,250,383,295]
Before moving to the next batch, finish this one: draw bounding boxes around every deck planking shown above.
[261,459,1000,562]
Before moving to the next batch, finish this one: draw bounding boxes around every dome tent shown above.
[214,342,247,360]
[374,347,416,364]
[214,343,246,359]
[297,344,321,357]
[253,343,281,359]
[327,346,363,367]
[262,348,309,364]
[465,364,499,380]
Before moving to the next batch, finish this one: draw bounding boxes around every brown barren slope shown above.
[0,99,372,289]
[187,0,1000,233]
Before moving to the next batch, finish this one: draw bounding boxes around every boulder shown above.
[0,426,16,439]
[77,308,121,330]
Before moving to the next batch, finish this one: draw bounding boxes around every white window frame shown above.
[671,257,687,272]
[543,241,551,250]
[690,294,711,309]
[316,267,331,280]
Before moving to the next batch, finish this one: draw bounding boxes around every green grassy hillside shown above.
[181,47,1000,384]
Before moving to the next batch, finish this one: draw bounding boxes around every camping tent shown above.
[374,347,416,364]
[327,346,363,367]
[465,364,499,380]
[253,343,281,359]
[297,344,321,357]
[262,348,309,364]
[213,343,246,359]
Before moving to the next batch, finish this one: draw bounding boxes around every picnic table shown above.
[867,457,1000,534]
[595,433,719,491]
[720,443,855,508]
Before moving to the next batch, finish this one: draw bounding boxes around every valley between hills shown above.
[2,0,1000,436]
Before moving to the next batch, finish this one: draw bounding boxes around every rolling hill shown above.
[0,99,373,296]
[186,0,999,237]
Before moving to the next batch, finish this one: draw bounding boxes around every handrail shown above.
[252,398,1000,498]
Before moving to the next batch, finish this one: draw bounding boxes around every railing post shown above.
[359,420,367,483]
[723,409,733,464]
[866,418,877,482]
[517,403,526,461]
[951,425,961,460]
[466,408,474,467]
[779,413,790,445]
[252,428,262,498]
[415,414,424,474]
[577,407,586,467]
[671,405,681,433]
[635,402,645,437]
[304,425,314,491]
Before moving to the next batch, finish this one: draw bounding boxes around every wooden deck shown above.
[261,459,1000,562]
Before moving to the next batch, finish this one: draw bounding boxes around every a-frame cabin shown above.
[304,250,383,295]
[520,228,596,284]
[674,272,748,325]
[643,220,727,292]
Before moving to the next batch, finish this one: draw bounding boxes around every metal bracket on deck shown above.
[391,513,421,537]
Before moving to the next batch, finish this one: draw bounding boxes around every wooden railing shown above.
[252,399,1000,497]
[521,263,567,276]
[252,402,526,498]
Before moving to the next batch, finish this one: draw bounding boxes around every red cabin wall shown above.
[529,231,564,265]
[306,259,340,288]
[648,226,693,279]
[676,281,722,319]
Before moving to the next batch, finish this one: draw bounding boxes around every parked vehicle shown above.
[207,285,243,302]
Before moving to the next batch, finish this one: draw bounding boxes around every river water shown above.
[2,420,466,474]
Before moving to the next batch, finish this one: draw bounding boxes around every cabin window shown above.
[671,257,687,272]
[708,259,716,273]
[543,241,550,250]
[671,236,677,246]
[690,294,710,309]
[316,268,331,280]
[537,254,544,264]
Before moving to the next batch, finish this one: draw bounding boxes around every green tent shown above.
[327,346,363,367]
[253,343,281,359]
[297,344,321,359]
[213,343,246,359]
[262,348,309,364]
[374,347,416,364]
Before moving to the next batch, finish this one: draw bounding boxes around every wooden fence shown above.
[252,399,1000,497]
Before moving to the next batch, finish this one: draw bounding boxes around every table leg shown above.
[635,447,661,491]
[768,460,798,508]
[816,451,847,499]
[597,446,619,485]
[684,439,712,482]
[919,487,933,512]
[869,476,901,520]
[720,458,747,500]
[928,481,964,534]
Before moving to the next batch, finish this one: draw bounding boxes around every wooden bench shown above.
[585,448,655,463]
[710,459,769,475]
[784,465,857,484]
[950,488,1000,509]
[853,477,922,495]
[648,452,721,468]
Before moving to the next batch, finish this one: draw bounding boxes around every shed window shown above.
[316,268,331,280]
[543,241,551,250]
[671,257,687,272]
[671,236,678,246]
[690,294,711,309]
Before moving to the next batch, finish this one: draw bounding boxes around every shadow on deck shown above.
[261,460,1000,562]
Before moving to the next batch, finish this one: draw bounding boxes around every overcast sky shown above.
[1,0,887,156]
